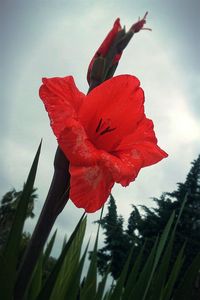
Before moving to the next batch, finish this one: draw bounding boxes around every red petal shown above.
[98,18,122,57]
[99,151,142,186]
[79,75,144,152]
[69,164,114,212]
[58,118,101,166]
[115,117,168,166]
[116,117,157,151]
[39,76,85,138]
[130,143,168,167]
[98,117,168,186]
[87,18,122,83]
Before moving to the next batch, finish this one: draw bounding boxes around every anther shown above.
[96,118,102,132]
[100,127,116,135]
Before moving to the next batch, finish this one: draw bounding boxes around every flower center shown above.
[95,118,116,136]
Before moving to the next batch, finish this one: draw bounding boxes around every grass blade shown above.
[162,244,185,300]
[127,238,158,300]
[122,244,145,300]
[95,266,110,300]
[43,230,57,270]
[0,141,42,300]
[25,253,43,300]
[147,233,175,300]
[109,246,134,300]
[36,213,85,300]
[67,240,90,300]
[50,217,87,300]
[173,252,200,300]
[80,208,104,299]
[141,211,175,300]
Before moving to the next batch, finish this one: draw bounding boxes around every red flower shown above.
[87,18,122,84]
[39,75,168,213]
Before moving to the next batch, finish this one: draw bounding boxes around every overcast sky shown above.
[1,0,200,256]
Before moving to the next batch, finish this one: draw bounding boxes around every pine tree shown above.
[169,155,200,270]
[97,194,129,279]
[138,155,200,274]
[0,186,37,249]
[126,205,142,246]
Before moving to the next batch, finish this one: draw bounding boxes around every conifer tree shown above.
[126,205,142,246]
[0,186,37,249]
[137,155,200,274]
[97,194,129,279]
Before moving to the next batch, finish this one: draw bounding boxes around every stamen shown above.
[96,118,102,132]
[100,127,116,135]
[96,118,116,136]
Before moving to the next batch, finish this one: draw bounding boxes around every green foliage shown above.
[0,140,42,300]
[0,186,37,250]
[37,213,86,300]
[96,195,129,279]
[138,155,200,281]
[97,155,200,297]
[3,197,200,300]
[0,144,199,299]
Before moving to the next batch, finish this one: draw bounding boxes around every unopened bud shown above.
[90,56,105,82]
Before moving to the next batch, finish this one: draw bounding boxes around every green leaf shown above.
[148,193,188,300]
[162,244,185,300]
[109,246,134,300]
[173,192,188,233]
[79,236,98,299]
[148,233,175,300]
[122,244,145,300]
[127,238,158,300]
[36,213,85,300]
[50,217,87,300]
[103,281,115,300]
[0,141,42,300]
[95,266,110,300]
[173,251,200,300]
[43,230,57,270]
[80,207,104,300]
[25,253,43,300]
[127,211,175,300]
[66,240,90,300]
[141,211,175,300]
[61,234,67,251]
[103,290,110,300]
